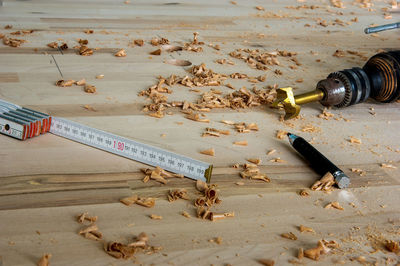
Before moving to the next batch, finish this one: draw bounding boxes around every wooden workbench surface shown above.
[1,0,400,265]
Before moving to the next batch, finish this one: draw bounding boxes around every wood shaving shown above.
[168,189,189,202]
[150,48,161,55]
[105,232,156,259]
[37,254,51,266]
[209,236,223,244]
[76,79,86,86]
[56,79,75,87]
[78,224,103,241]
[349,136,361,144]
[202,127,230,137]
[84,84,97,93]
[381,163,397,169]
[200,148,215,156]
[266,149,276,155]
[150,37,169,46]
[77,212,98,224]
[269,157,286,163]
[115,49,127,57]
[96,74,104,79]
[301,124,321,133]
[84,29,94,34]
[47,42,58,48]
[235,181,245,186]
[318,108,334,119]
[162,45,183,52]
[150,214,162,220]
[300,190,310,197]
[281,232,298,240]
[350,168,366,176]
[276,130,287,139]
[257,259,275,266]
[247,158,261,165]
[299,225,314,233]
[298,248,304,260]
[4,25,12,29]
[234,140,248,146]
[304,240,332,261]
[385,240,399,253]
[210,212,235,221]
[120,195,155,208]
[311,172,335,191]
[134,39,144,46]
[182,211,191,218]
[325,201,344,210]
[333,49,345,57]
[79,45,93,56]
[255,6,265,11]
[78,39,88,45]
[3,37,26,47]
[185,113,210,123]
[140,166,183,184]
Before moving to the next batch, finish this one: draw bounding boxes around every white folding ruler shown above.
[0,99,212,182]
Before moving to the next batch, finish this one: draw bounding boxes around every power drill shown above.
[273,50,400,119]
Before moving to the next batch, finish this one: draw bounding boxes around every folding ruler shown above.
[0,99,213,182]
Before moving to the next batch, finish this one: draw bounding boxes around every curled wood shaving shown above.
[104,232,156,259]
[349,136,361,144]
[79,45,93,56]
[78,224,103,241]
[385,240,399,253]
[150,214,162,220]
[299,225,314,233]
[200,148,215,156]
[168,189,189,202]
[185,112,210,123]
[141,166,183,184]
[325,201,344,210]
[115,49,127,57]
[311,172,335,191]
[78,39,88,45]
[76,79,86,86]
[150,37,169,46]
[304,240,332,261]
[210,212,235,221]
[3,37,26,47]
[56,79,75,87]
[47,42,58,48]
[37,254,51,266]
[77,212,97,224]
[202,127,230,137]
[84,84,97,93]
[266,149,276,155]
[276,130,287,139]
[281,232,298,240]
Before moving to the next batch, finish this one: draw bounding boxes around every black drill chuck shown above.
[317,50,400,108]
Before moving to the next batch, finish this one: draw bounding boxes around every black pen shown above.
[287,133,350,189]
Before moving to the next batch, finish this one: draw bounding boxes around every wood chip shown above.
[325,201,344,210]
[266,149,276,155]
[120,195,155,208]
[134,39,144,46]
[168,189,189,202]
[75,79,86,86]
[3,37,26,47]
[47,42,58,48]
[300,190,310,197]
[276,130,287,139]
[349,136,361,144]
[56,79,75,87]
[115,49,127,57]
[96,74,104,79]
[255,6,265,11]
[350,168,366,176]
[385,240,399,253]
[150,214,162,220]
[150,48,161,55]
[298,248,304,260]
[257,259,275,266]
[233,140,248,146]
[77,212,98,224]
[304,240,331,261]
[182,211,191,218]
[200,148,215,156]
[79,46,93,56]
[299,225,314,233]
[381,163,397,169]
[281,232,298,240]
[37,254,51,266]
[235,181,245,186]
[247,158,261,165]
[84,84,96,93]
